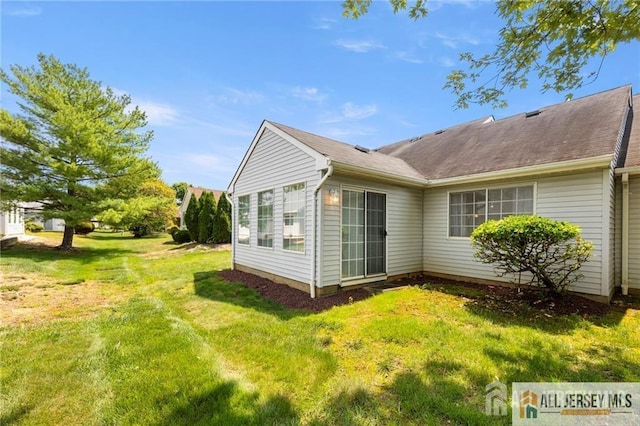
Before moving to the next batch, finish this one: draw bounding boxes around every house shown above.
[228,85,639,302]
[0,204,25,237]
[178,186,224,228]
[23,202,66,231]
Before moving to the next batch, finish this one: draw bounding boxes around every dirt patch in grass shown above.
[0,273,124,326]
[398,275,635,318]
[143,242,231,259]
[218,270,371,312]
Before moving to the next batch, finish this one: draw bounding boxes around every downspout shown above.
[311,162,333,298]
[228,191,235,271]
[622,173,629,295]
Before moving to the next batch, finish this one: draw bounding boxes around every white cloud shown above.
[395,51,423,64]
[435,32,480,49]
[321,102,378,123]
[323,125,376,139]
[292,86,327,102]
[135,101,180,126]
[334,39,385,53]
[437,57,456,67]
[183,153,240,173]
[5,7,42,17]
[215,88,264,105]
[313,17,337,30]
[342,102,377,120]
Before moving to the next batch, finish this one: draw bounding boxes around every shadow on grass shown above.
[193,271,309,320]
[0,242,135,264]
[87,232,168,241]
[159,380,298,425]
[0,404,33,425]
[307,386,382,426]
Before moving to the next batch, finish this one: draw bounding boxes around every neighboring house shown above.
[0,204,25,237]
[228,85,639,302]
[178,186,224,228]
[23,202,66,231]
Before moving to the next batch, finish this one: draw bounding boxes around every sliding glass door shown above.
[341,189,386,280]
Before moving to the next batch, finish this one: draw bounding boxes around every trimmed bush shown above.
[74,221,95,235]
[25,221,44,233]
[213,193,232,243]
[130,223,152,238]
[197,192,217,243]
[470,215,593,295]
[185,194,199,242]
[173,229,191,244]
[168,226,179,236]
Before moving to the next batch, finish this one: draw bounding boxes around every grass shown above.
[1,231,639,425]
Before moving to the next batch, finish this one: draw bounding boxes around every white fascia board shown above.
[615,165,640,175]
[427,154,614,188]
[332,162,427,188]
[227,121,329,194]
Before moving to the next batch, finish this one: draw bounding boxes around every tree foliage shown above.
[470,215,593,295]
[213,193,232,244]
[0,54,155,249]
[97,178,177,237]
[197,192,217,243]
[184,194,199,242]
[171,182,189,205]
[342,0,640,108]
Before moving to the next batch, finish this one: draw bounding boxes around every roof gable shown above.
[621,94,640,170]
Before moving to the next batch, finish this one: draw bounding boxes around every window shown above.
[283,183,305,252]
[257,190,274,247]
[237,195,250,245]
[449,185,534,237]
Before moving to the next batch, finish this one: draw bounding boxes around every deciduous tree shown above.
[342,0,640,108]
[0,54,155,250]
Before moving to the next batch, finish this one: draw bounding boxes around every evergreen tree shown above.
[0,54,154,250]
[184,194,199,241]
[213,193,232,244]
[197,192,216,243]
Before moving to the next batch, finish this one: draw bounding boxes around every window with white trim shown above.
[257,190,274,247]
[449,185,534,237]
[283,183,305,252]
[237,195,250,245]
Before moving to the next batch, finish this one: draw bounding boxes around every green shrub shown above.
[130,223,152,238]
[185,194,199,242]
[213,193,231,243]
[25,221,44,233]
[74,221,95,235]
[470,215,593,295]
[197,192,216,243]
[173,229,191,244]
[168,226,179,236]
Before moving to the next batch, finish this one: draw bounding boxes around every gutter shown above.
[428,154,614,187]
[311,162,333,298]
[622,172,629,295]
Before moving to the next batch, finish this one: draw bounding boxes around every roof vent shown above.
[409,137,420,143]
[434,129,445,135]
[354,145,370,153]
[483,115,495,124]
[525,110,541,118]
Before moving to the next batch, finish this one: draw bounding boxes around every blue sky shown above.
[2,1,639,190]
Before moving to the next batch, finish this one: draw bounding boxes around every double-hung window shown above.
[237,195,250,245]
[449,185,534,237]
[283,183,305,252]
[257,190,274,247]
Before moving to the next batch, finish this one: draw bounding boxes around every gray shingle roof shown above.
[378,85,632,180]
[269,122,425,181]
[623,95,640,168]
[266,85,632,182]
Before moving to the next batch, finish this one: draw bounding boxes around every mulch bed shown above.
[218,270,637,317]
[217,270,371,313]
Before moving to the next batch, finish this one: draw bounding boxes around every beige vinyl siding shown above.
[614,177,622,287]
[629,176,640,290]
[320,175,423,287]
[233,128,320,284]
[423,171,607,296]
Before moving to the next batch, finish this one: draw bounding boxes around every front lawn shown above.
[1,232,638,425]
